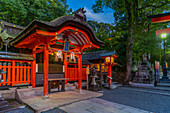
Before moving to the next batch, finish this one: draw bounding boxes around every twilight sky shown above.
[67,0,114,23]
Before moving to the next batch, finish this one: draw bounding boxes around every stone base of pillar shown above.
[89,85,101,91]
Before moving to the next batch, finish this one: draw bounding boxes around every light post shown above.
[161,33,168,80]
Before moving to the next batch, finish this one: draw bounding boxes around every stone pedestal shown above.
[133,64,153,84]
[91,76,97,86]
[89,76,101,91]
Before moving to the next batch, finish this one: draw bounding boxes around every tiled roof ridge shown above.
[84,50,106,55]
[0,20,25,29]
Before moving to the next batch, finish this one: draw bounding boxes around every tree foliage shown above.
[0,0,72,26]
[93,0,170,83]
[87,20,126,71]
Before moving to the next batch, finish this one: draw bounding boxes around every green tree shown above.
[93,0,170,84]
[0,0,72,26]
[87,20,126,71]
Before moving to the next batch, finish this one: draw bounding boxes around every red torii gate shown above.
[148,12,170,35]
[10,10,104,97]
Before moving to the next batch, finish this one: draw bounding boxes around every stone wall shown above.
[113,72,126,83]
[0,88,16,99]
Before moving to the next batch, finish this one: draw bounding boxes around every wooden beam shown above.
[50,47,81,54]
[152,15,170,23]
[34,48,44,54]
[0,59,33,63]
[156,28,170,35]
[36,26,100,49]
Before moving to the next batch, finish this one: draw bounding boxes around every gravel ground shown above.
[98,86,170,113]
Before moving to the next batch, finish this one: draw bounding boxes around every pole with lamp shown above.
[161,33,168,80]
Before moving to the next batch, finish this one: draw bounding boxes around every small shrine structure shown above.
[5,8,104,97]
[82,50,118,84]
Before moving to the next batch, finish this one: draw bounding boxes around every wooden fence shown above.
[0,60,32,86]
[67,68,87,81]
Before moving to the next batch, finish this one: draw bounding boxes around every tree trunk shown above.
[125,0,133,84]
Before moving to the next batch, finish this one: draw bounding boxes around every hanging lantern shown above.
[55,50,63,62]
[69,52,76,62]
[105,56,115,65]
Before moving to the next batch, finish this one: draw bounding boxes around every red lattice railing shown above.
[67,68,87,81]
[0,60,32,86]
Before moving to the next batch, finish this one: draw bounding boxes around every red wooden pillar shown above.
[44,45,49,97]
[74,64,76,81]
[78,54,82,92]
[108,64,112,85]
[31,49,36,88]
[64,53,68,84]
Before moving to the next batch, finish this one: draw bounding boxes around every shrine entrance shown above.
[10,8,104,97]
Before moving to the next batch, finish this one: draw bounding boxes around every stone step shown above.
[0,104,10,111]
[65,84,76,90]
[0,100,8,106]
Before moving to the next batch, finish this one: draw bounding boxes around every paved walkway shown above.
[16,88,102,113]
[59,98,152,113]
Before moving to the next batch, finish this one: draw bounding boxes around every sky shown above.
[67,0,114,23]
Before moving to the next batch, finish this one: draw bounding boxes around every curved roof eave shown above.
[10,15,105,47]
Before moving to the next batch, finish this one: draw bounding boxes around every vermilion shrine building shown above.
[0,9,117,97]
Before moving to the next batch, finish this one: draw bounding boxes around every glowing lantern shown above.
[55,50,63,62]
[69,52,76,62]
[105,56,115,65]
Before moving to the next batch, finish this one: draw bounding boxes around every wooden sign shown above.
[64,38,70,52]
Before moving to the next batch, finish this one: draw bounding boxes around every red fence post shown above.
[16,64,19,84]
[3,63,7,86]
[12,61,15,86]
[7,64,11,85]
[20,64,23,84]
[24,65,26,84]
[27,67,30,84]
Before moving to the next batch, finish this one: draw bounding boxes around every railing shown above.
[67,68,87,81]
[0,61,32,86]
[37,63,63,73]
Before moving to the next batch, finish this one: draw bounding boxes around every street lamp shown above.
[161,33,168,80]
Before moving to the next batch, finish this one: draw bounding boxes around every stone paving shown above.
[59,98,151,113]
[16,88,103,113]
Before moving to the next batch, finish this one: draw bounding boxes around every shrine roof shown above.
[83,50,117,60]
[0,20,25,41]
[0,51,34,61]
[10,15,104,47]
